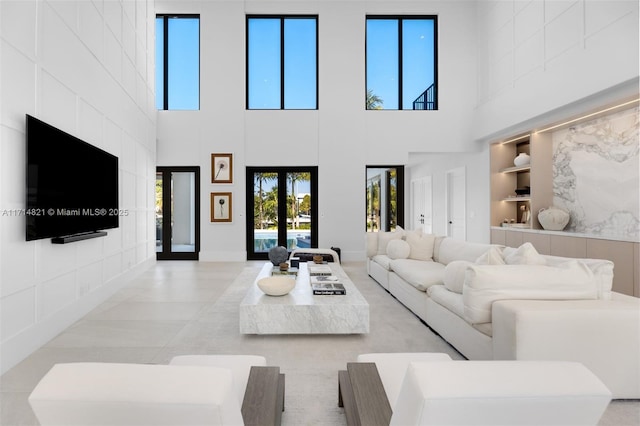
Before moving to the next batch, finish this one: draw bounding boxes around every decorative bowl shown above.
[257,276,295,296]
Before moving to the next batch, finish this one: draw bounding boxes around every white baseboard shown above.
[198,250,247,262]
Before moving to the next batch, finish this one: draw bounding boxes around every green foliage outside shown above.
[253,172,311,231]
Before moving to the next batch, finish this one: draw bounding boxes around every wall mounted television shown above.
[26,115,119,243]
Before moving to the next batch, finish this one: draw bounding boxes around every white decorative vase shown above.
[257,276,295,296]
[538,207,570,231]
[514,153,530,167]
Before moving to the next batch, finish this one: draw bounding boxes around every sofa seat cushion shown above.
[463,262,598,325]
[390,259,445,291]
[356,353,452,412]
[390,361,612,426]
[372,254,393,271]
[28,362,243,426]
[427,285,464,319]
[169,355,266,404]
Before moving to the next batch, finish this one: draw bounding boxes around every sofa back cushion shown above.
[406,232,435,261]
[502,244,614,300]
[543,255,614,300]
[462,262,598,324]
[435,238,494,265]
[366,232,379,258]
[442,260,473,294]
[475,246,506,265]
[376,229,405,256]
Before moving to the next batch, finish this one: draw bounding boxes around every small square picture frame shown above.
[211,192,232,222]
[211,153,233,183]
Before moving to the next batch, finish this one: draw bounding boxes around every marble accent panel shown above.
[240,263,369,334]
[552,107,639,240]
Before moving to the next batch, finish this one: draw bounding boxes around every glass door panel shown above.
[366,166,404,233]
[247,167,317,260]
[286,171,312,249]
[157,167,200,260]
[156,172,163,252]
[170,172,196,252]
[252,171,279,253]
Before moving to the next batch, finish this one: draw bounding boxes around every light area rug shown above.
[177,263,639,426]
[160,263,464,425]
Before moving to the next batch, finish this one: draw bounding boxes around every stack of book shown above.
[310,275,346,295]
[308,263,332,276]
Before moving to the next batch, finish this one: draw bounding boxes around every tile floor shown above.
[0,261,638,425]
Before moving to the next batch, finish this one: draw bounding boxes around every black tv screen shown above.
[26,115,119,241]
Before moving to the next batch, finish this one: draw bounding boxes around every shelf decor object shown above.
[211,153,233,183]
[538,206,570,231]
[211,192,232,222]
[513,152,530,167]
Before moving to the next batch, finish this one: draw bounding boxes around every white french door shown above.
[410,176,432,233]
[446,167,466,240]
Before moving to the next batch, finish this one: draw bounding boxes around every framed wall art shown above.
[211,153,233,183]
[211,192,232,222]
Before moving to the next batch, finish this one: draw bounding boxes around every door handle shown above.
[448,221,453,224]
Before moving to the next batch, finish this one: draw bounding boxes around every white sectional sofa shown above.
[366,228,640,399]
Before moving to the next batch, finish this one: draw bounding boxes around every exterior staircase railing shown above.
[412,84,437,110]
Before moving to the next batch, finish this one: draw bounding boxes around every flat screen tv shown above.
[26,115,119,243]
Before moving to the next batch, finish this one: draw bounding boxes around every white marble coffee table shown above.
[239,262,369,334]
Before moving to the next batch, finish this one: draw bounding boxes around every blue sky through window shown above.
[248,19,281,109]
[156,16,199,110]
[367,17,436,110]
[248,17,317,109]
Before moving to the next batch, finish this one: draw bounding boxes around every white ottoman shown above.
[391,361,612,426]
[169,354,267,404]
[28,362,243,426]
[356,352,453,410]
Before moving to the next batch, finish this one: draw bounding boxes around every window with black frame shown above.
[246,15,318,110]
[156,15,200,110]
[366,16,438,110]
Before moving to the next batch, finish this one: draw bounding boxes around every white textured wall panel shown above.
[474,0,638,141]
[37,273,77,320]
[1,0,156,373]
[1,288,35,341]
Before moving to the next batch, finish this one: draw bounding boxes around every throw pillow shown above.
[387,239,411,260]
[462,261,597,324]
[376,230,404,256]
[443,260,473,294]
[406,232,435,261]
[503,242,546,265]
[476,246,506,265]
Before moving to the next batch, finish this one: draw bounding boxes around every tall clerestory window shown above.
[366,16,438,110]
[246,16,318,110]
[156,15,200,110]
